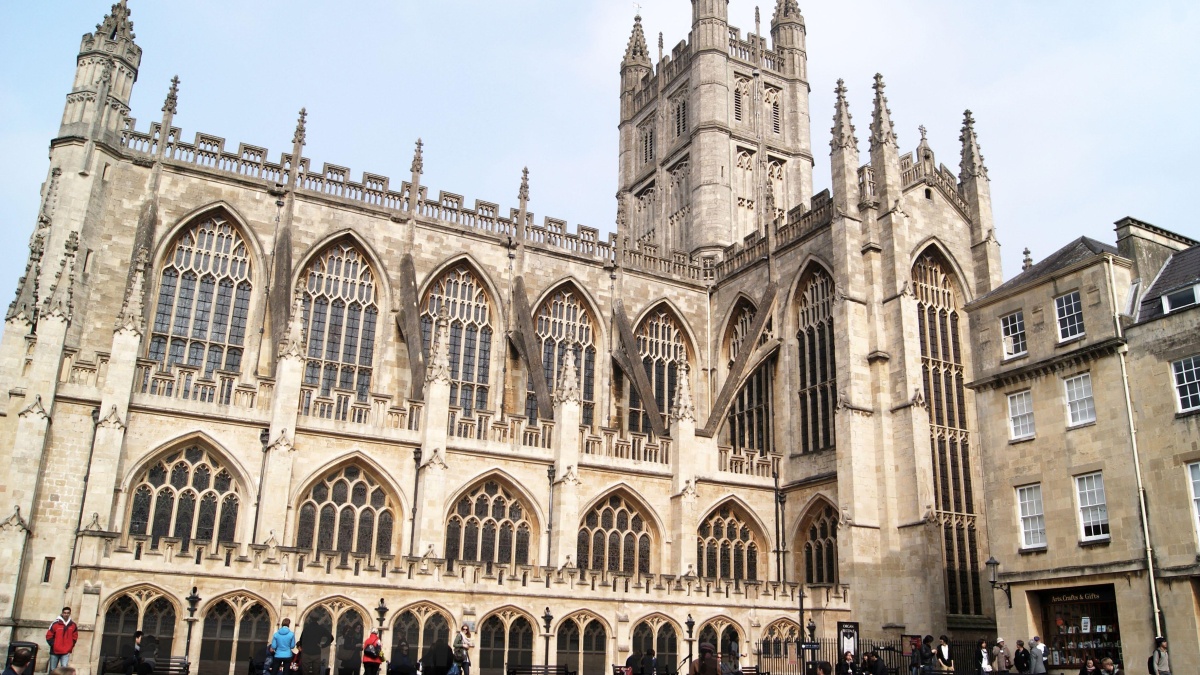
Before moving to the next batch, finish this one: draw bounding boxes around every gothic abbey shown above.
[1,1,1005,673]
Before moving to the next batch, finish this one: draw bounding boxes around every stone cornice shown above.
[966,337,1125,391]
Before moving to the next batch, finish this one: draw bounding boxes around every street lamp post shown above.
[542,607,554,667]
[409,448,423,557]
[685,614,695,663]
[376,598,389,640]
[985,556,1012,608]
[185,587,201,667]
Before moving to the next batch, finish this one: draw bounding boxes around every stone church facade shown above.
[1,2,1004,674]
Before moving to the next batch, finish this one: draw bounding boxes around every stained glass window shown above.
[390,610,451,663]
[697,505,760,581]
[445,480,533,571]
[526,287,598,426]
[478,615,534,675]
[801,504,839,584]
[295,465,395,557]
[796,267,835,454]
[421,264,494,415]
[630,309,688,433]
[577,494,651,574]
[149,216,251,377]
[126,445,239,550]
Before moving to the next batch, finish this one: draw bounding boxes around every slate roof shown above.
[1136,244,1200,323]
[981,236,1118,301]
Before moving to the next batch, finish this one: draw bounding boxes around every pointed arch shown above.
[788,492,839,538]
[199,591,274,675]
[628,299,697,434]
[759,618,801,661]
[576,486,662,575]
[154,201,267,283]
[288,450,410,511]
[784,254,836,312]
[419,255,501,415]
[119,430,253,497]
[299,595,371,624]
[393,600,456,626]
[631,298,699,360]
[444,473,539,570]
[795,496,839,585]
[300,596,369,675]
[292,229,392,310]
[578,483,667,541]
[627,612,683,639]
[526,278,604,426]
[630,613,680,675]
[478,605,538,629]
[443,469,545,531]
[719,293,761,365]
[417,253,507,325]
[478,606,538,675]
[101,585,180,661]
[103,583,181,614]
[793,260,837,455]
[199,589,276,623]
[696,497,770,582]
[556,610,612,636]
[291,457,403,558]
[910,237,972,304]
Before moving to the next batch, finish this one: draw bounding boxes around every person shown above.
[422,637,454,675]
[910,641,923,675]
[123,631,144,675]
[261,643,274,675]
[641,648,656,675]
[1078,657,1098,675]
[815,663,834,675]
[299,623,331,675]
[835,651,858,675]
[453,625,474,675]
[1099,657,1119,674]
[973,639,989,674]
[1151,637,1170,675]
[46,606,79,671]
[991,638,1012,673]
[4,648,33,675]
[689,643,719,675]
[935,636,954,672]
[1028,638,1046,675]
[625,649,643,675]
[363,629,384,675]
[921,636,935,674]
[866,652,887,675]
[270,619,297,675]
[389,642,418,675]
[1013,640,1030,674]
[50,668,76,675]
[288,646,302,675]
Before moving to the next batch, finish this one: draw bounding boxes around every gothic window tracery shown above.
[525,287,598,426]
[629,309,689,434]
[764,87,781,134]
[913,250,981,616]
[299,241,379,415]
[391,605,452,666]
[199,597,272,675]
[444,480,533,572]
[795,267,836,454]
[734,150,755,236]
[767,160,785,221]
[672,96,688,138]
[800,503,838,584]
[666,161,690,252]
[577,494,651,574]
[101,593,177,660]
[149,216,252,378]
[724,302,774,456]
[639,122,656,165]
[696,504,760,581]
[633,185,657,247]
[294,465,395,559]
[421,264,494,415]
[556,617,607,675]
[302,602,365,675]
[632,619,678,675]
[478,612,534,675]
[697,625,741,672]
[733,77,751,123]
[127,445,239,551]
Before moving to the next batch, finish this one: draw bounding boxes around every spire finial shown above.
[411,138,424,176]
[870,73,898,149]
[671,363,696,422]
[292,107,307,146]
[830,78,858,152]
[959,109,989,181]
[94,0,136,44]
[773,0,801,23]
[554,337,581,405]
[1022,247,1033,271]
[623,13,651,67]
[919,125,927,141]
[518,167,530,204]
[162,75,179,115]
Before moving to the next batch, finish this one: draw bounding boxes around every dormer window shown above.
[1163,284,1199,313]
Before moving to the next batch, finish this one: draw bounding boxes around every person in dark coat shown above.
[3,648,33,675]
[388,642,418,675]
[1013,640,1030,674]
[123,631,145,675]
[421,638,454,675]
[625,650,642,675]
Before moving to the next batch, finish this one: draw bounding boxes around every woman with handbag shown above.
[363,629,384,675]
[453,625,474,675]
[975,639,992,674]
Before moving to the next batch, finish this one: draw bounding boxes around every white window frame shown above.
[1188,462,1200,547]
[1075,472,1110,541]
[1008,389,1035,440]
[1001,311,1027,359]
[1016,484,1046,549]
[1162,283,1198,314]
[1064,373,1096,427]
[1173,355,1200,413]
[1055,291,1085,341]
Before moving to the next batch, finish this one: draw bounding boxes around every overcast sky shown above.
[2,0,1199,314]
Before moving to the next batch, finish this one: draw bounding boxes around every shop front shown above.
[1038,584,1122,669]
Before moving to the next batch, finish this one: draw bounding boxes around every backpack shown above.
[1147,653,1155,675]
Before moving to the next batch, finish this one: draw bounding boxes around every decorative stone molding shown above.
[679,479,697,501]
[267,429,294,453]
[279,289,307,360]
[670,362,695,422]
[426,305,451,384]
[558,464,581,487]
[97,404,125,430]
[114,247,149,334]
[553,338,581,405]
[19,395,49,421]
[424,446,448,470]
[0,505,30,533]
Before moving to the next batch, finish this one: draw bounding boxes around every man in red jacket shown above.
[46,607,79,670]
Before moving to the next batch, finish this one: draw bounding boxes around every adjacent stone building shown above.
[1,2,1007,674]
[968,219,1200,671]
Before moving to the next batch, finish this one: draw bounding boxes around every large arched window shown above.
[479,612,534,675]
[734,149,755,238]
[526,287,598,426]
[149,216,252,377]
[295,465,396,559]
[556,616,607,675]
[300,602,365,675]
[445,480,534,572]
[300,241,379,416]
[422,264,494,415]
[127,444,240,551]
[577,494,651,574]
[913,250,981,616]
[198,596,271,675]
[629,309,689,434]
[632,619,677,675]
[696,504,760,581]
[795,267,836,454]
[697,624,741,672]
[800,503,839,585]
[725,301,775,456]
[100,591,177,661]
[390,604,452,665]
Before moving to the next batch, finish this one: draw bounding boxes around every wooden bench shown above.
[99,654,190,675]
[507,665,574,675]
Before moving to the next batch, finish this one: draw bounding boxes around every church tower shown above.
[60,0,142,146]
[616,0,814,259]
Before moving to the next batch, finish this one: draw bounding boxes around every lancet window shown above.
[633,186,657,247]
[422,264,494,415]
[149,216,252,377]
[767,160,785,221]
[479,613,534,675]
[800,503,839,584]
[632,620,677,675]
[765,87,781,134]
[734,150,756,237]
[913,250,981,616]
[733,77,751,122]
[295,465,395,558]
[795,267,836,454]
[127,445,239,551]
[556,617,607,675]
[629,309,688,434]
[666,161,691,252]
[300,242,379,411]
[696,504,760,581]
[101,594,177,660]
[577,494,651,574]
[445,480,533,572]
[672,95,688,138]
[525,288,598,426]
[725,302,774,456]
[391,606,452,665]
[199,598,271,675]
[302,603,365,675]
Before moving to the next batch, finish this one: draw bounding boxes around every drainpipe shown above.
[66,407,102,588]
[1105,255,1162,637]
